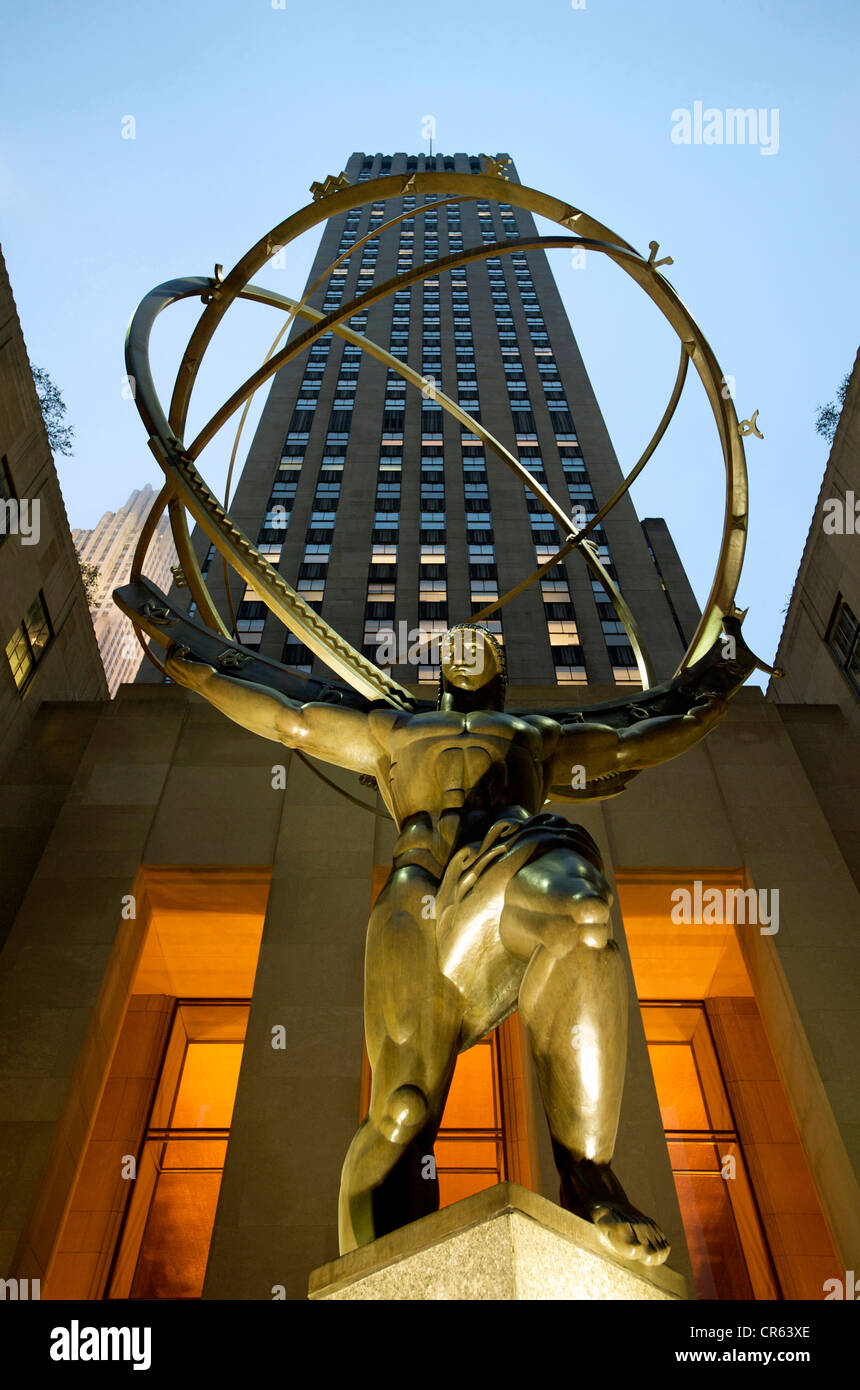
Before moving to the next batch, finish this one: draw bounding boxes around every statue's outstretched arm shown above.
[164,645,382,774]
[550,695,727,783]
[613,695,727,771]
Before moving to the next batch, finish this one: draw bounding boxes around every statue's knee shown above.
[379,1084,428,1144]
[572,895,612,949]
[539,895,611,955]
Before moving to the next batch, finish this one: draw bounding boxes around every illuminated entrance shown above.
[42,869,268,1300]
[617,869,839,1300]
[40,863,839,1300]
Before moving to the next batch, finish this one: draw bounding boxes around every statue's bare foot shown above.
[556,1153,670,1266]
[588,1196,670,1266]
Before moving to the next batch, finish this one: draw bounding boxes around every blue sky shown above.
[1,0,857,678]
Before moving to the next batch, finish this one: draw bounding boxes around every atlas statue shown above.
[114,162,782,1270]
[164,626,725,1263]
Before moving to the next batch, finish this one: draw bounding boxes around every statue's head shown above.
[437,623,506,711]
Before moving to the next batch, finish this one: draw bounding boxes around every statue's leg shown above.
[338,865,464,1255]
[503,846,670,1266]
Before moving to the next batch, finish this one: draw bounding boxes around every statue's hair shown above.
[436,622,507,708]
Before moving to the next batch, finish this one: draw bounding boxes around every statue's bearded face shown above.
[439,628,499,691]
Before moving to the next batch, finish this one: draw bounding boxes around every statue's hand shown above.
[165,644,217,691]
[690,692,728,727]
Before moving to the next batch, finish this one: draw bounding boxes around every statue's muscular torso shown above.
[368,708,561,876]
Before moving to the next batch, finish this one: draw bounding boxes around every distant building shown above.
[73,484,177,695]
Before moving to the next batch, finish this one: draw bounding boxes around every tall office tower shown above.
[137,151,699,692]
[73,483,177,695]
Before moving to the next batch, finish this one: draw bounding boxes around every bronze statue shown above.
[164,623,726,1266]
[116,171,782,1277]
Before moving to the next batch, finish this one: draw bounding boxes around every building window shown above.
[432,1036,507,1202]
[289,409,315,434]
[605,637,640,685]
[641,1003,779,1301]
[282,636,313,670]
[298,562,327,581]
[826,597,860,696]
[5,591,53,694]
[294,581,324,616]
[108,1001,250,1300]
[371,544,398,565]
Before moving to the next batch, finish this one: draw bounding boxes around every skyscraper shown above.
[138,151,699,693]
[73,484,178,696]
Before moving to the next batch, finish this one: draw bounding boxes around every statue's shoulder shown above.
[519,712,561,740]
[368,707,410,735]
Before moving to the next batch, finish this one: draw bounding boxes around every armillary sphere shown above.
[115,159,782,808]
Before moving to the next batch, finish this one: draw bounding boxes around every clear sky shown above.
[1,0,857,679]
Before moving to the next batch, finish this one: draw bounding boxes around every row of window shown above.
[239,217,632,684]
[360,154,488,175]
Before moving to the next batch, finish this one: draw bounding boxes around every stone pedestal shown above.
[308,1182,689,1301]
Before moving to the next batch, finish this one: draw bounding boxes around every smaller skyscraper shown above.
[73,484,178,695]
